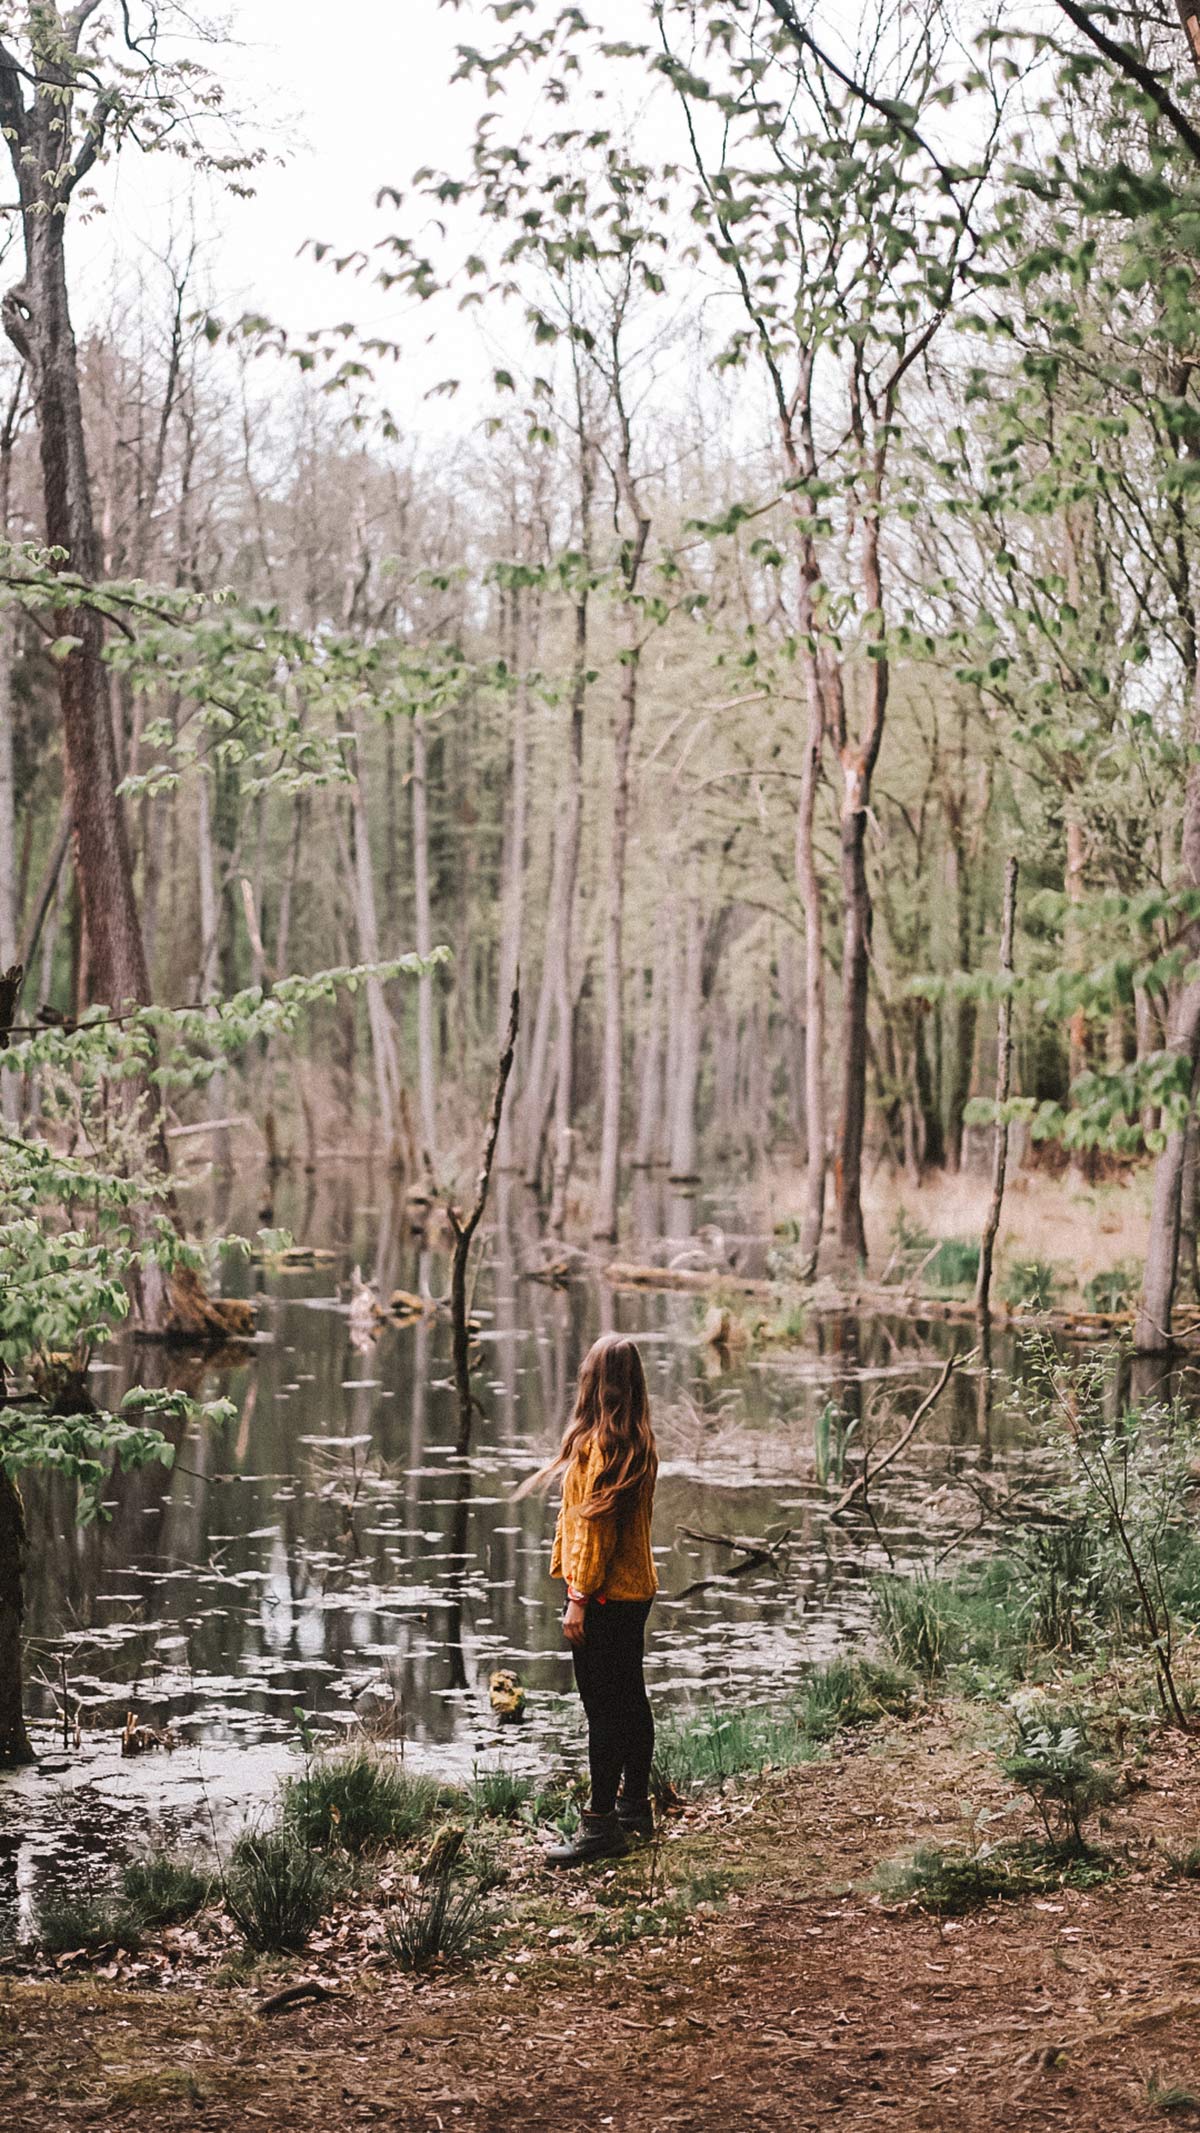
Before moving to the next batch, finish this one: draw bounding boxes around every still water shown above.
[0,1164,1079,1932]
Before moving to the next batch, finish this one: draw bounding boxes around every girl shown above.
[528,1333,658,1866]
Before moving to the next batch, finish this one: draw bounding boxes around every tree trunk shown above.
[195,775,231,1172]
[795,624,827,1274]
[977,856,1018,1323]
[833,507,888,1269]
[342,758,408,1169]
[668,897,705,1181]
[593,632,639,1240]
[411,711,438,1170]
[495,596,531,1170]
[1135,984,1200,1351]
[0,1364,34,1768]
[4,195,149,1016]
[634,949,666,1168]
[547,590,587,1233]
[1137,668,1200,1352]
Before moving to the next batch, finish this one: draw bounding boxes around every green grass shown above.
[925,1238,980,1291]
[282,1749,451,1852]
[652,1701,815,1795]
[224,1829,335,1952]
[874,1839,1114,1915]
[120,1852,212,1926]
[651,1660,909,1800]
[384,1866,487,1970]
[36,1891,141,1955]
[470,1766,534,1821]
[1148,2083,1200,2116]
[798,1657,914,1741]
[1162,1840,1200,1880]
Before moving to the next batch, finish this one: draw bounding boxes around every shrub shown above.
[998,1712,1118,1853]
[799,1657,913,1741]
[121,1852,211,1926]
[1011,1516,1106,1655]
[470,1766,533,1821]
[384,1866,486,1971]
[36,1891,141,1955]
[224,1830,334,1952]
[283,1750,448,1852]
[1002,1259,1061,1311]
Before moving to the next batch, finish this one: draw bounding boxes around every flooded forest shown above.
[7,4,1200,2129]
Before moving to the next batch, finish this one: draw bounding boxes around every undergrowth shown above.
[224,1829,335,1952]
[874,1839,1114,1915]
[282,1749,449,1852]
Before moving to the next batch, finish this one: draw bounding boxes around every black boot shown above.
[616,1795,655,1843]
[545,1809,628,1868]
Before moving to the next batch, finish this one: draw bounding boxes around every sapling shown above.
[998,1711,1117,1853]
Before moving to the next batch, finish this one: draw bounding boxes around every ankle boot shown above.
[545,1809,628,1869]
[616,1795,655,1843]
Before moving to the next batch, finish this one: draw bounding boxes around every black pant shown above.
[570,1598,654,1816]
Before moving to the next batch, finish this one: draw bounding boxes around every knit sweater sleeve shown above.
[567,1442,618,1598]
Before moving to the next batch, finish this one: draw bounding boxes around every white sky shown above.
[89,2,475,335]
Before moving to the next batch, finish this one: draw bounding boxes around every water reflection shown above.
[8,1163,1169,1925]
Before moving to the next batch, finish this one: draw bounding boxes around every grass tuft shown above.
[282,1749,450,1852]
[384,1866,486,1971]
[470,1766,533,1821]
[799,1657,914,1741]
[224,1829,334,1952]
[652,1701,814,1795]
[1148,2083,1200,2117]
[36,1891,141,1955]
[121,1852,212,1926]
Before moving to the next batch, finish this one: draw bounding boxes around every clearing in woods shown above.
[5,1707,1200,2132]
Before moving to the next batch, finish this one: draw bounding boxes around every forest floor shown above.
[6,1700,1200,2132]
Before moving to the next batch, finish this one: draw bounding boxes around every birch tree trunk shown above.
[593,631,639,1240]
[668,897,706,1181]
[833,503,888,1269]
[634,948,666,1168]
[0,607,17,1126]
[495,593,531,1170]
[795,589,828,1276]
[411,711,438,1171]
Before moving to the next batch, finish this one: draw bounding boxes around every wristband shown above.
[566,1587,587,1603]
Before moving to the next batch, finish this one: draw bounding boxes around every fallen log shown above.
[604,1261,773,1297]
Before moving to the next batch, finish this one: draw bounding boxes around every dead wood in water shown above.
[449,985,519,1455]
[830,1349,962,1520]
[605,1261,774,1297]
[133,1265,255,1346]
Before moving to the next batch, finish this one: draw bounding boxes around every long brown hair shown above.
[520,1333,656,1519]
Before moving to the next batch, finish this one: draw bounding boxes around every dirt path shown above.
[5,1718,1200,2132]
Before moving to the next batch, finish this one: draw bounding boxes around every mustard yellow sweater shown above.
[550,1437,657,1601]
